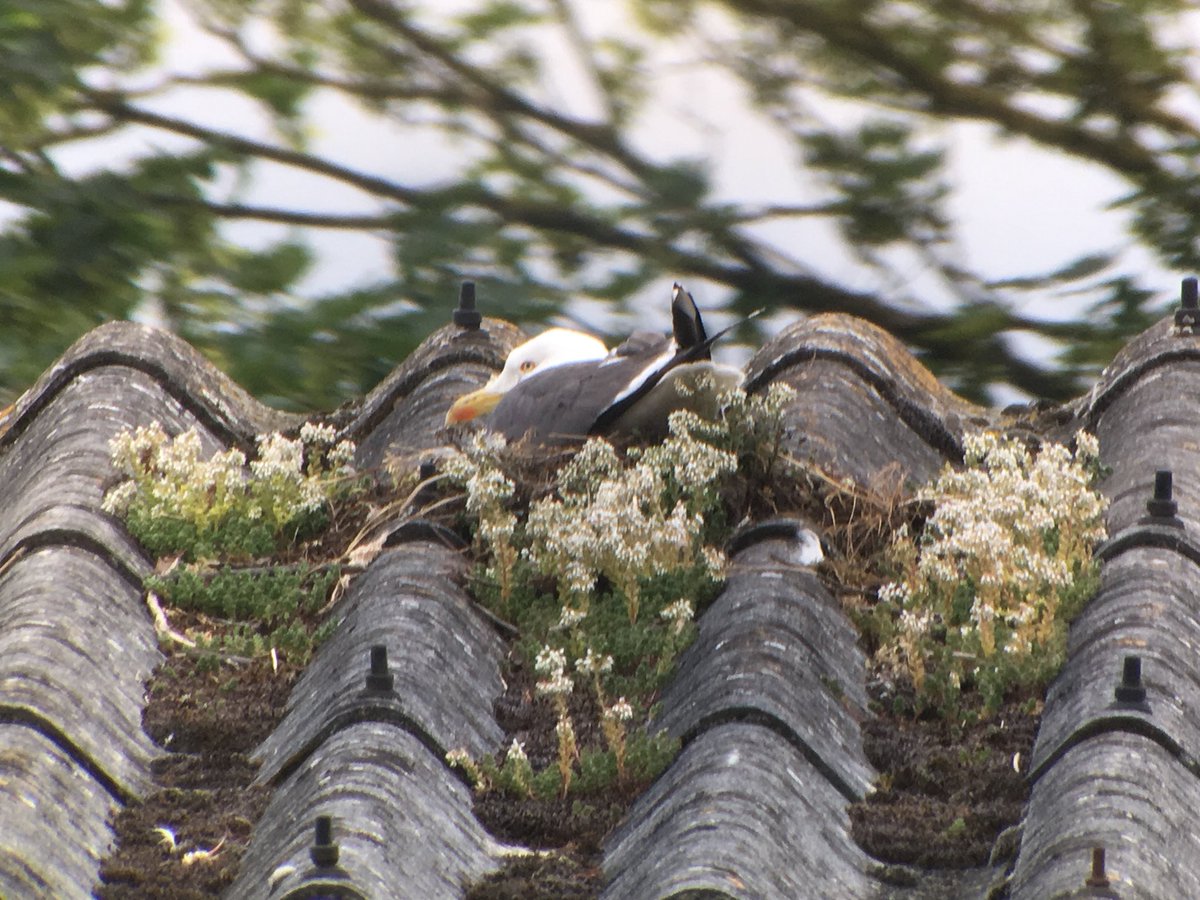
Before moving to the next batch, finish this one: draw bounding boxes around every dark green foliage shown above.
[124,505,326,562]
[479,562,717,709]
[802,121,948,247]
[0,0,1195,406]
[148,564,340,662]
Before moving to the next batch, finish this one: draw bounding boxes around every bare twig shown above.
[146,591,198,649]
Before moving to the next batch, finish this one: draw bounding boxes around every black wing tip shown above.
[670,281,709,354]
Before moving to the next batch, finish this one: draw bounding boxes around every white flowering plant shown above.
[104,421,358,560]
[874,431,1107,717]
[103,420,358,664]
[442,384,799,799]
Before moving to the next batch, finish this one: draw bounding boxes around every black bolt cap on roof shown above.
[1176,276,1199,333]
[364,644,395,693]
[1111,654,1151,713]
[453,281,482,330]
[310,815,340,868]
[1139,468,1184,528]
[1083,846,1120,897]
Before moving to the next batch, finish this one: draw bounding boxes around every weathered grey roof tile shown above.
[0,546,161,801]
[1089,371,1200,534]
[654,534,874,801]
[602,721,872,899]
[253,542,507,785]
[1012,313,1200,894]
[348,319,522,468]
[0,322,289,896]
[1029,545,1200,782]
[231,723,501,900]
[744,313,982,486]
[1,321,298,451]
[1011,732,1200,900]
[0,726,121,899]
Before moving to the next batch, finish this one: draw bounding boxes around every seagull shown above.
[445,284,743,444]
[444,328,608,426]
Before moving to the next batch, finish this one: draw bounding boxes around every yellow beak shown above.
[445,385,504,425]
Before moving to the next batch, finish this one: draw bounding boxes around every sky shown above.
[19,1,1200,397]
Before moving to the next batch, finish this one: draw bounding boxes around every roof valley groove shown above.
[0,323,281,897]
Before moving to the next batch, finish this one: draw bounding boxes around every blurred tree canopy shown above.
[0,0,1196,408]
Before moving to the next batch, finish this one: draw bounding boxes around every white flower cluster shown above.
[505,739,529,766]
[879,430,1108,705]
[295,421,356,473]
[555,606,587,630]
[637,411,739,490]
[916,431,1107,597]
[251,432,326,517]
[534,645,574,697]
[102,420,356,532]
[442,432,516,520]
[104,423,248,519]
[659,598,695,635]
[575,647,614,676]
[525,432,727,618]
[441,433,520,590]
[606,698,634,722]
[299,421,337,445]
[670,382,797,459]
[525,452,704,607]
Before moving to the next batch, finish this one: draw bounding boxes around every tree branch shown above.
[163,198,395,230]
[90,93,425,203]
[727,0,1197,210]
[547,0,617,125]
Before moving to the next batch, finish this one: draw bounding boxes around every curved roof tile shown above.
[0,547,161,801]
[0,726,122,898]
[0,322,274,895]
[253,541,506,786]
[1029,545,1200,782]
[231,723,500,900]
[654,533,874,801]
[0,321,297,451]
[1012,309,1200,893]
[1011,732,1200,900]
[602,721,872,899]
[745,313,980,485]
[349,319,522,468]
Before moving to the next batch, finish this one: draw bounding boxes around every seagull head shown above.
[445,327,608,425]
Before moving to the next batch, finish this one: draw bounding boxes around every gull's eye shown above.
[519,360,537,373]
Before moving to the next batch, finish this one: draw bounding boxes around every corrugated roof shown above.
[2,286,1199,898]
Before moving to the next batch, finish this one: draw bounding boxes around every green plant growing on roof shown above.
[874,430,1108,718]
[443,383,799,799]
[442,431,520,612]
[146,563,341,663]
[103,420,358,560]
[102,420,358,662]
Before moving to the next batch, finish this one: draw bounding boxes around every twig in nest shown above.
[146,591,197,648]
[341,472,457,566]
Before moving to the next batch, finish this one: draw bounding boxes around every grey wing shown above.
[610,331,670,359]
[490,360,635,444]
